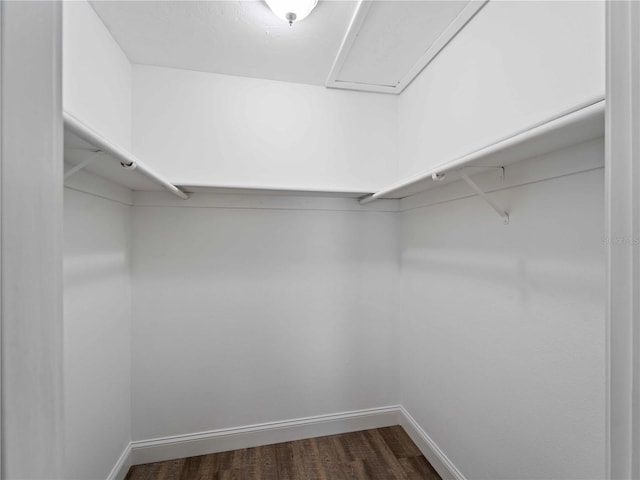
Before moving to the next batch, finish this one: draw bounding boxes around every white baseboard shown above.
[130,405,402,465]
[118,405,464,480]
[106,443,132,480]
[399,406,467,480]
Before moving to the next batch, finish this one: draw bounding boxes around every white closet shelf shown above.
[63,112,373,199]
[63,112,189,200]
[359,97,605,204]
[176,184,374,198]
[64,98,603,203]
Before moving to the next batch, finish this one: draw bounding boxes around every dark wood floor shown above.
[125,426,441,480]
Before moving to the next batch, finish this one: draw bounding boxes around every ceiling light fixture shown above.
[265,0,319,26]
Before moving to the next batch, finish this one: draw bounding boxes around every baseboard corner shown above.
[106,442,132,480]
[398,406,466,480]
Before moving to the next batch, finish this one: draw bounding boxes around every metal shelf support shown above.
[64,150,103,179]
[457,170,509,224]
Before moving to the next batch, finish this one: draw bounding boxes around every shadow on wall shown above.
[401,247,603,307]
[65,251,128,285]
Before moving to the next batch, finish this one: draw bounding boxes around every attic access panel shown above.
[327,0,487,94]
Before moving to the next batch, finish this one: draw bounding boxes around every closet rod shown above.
[359,97,605,205]
[63,112,190,200]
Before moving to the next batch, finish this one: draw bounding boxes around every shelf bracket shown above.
[457,170,509,224]
[462,165,505,179]
[64,150,103,180]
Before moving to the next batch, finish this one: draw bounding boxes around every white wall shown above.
[63,0,132,149]
[63,183,132,479]
[1,2,65,477]
[130,199,398,440]
[132,65,397,191]
[62,5,135,473]
[397,141,606,479]
[398,0,605,180]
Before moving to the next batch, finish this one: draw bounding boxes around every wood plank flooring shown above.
[125,426,441,480]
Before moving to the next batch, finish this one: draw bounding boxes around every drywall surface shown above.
[63,186,131,479]
[398,142,606,479]
[1,2,65,477]
[63,0,132,149]
[398,0,605,180]
[131,202,398,440]
[132,65,397,190]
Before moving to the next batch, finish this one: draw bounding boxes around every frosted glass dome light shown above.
[265,0,319,26]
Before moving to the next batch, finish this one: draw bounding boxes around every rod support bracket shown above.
[458,170,510,224]
[461,165,505,179]
[64,149,103,180]
[120,161,137,170]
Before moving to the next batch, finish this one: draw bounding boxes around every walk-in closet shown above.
[2,1,639,479]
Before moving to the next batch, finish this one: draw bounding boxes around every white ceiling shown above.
[90,0,358,86]
[90,0,479,89]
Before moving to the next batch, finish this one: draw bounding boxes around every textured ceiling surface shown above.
[89,0,358,85]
